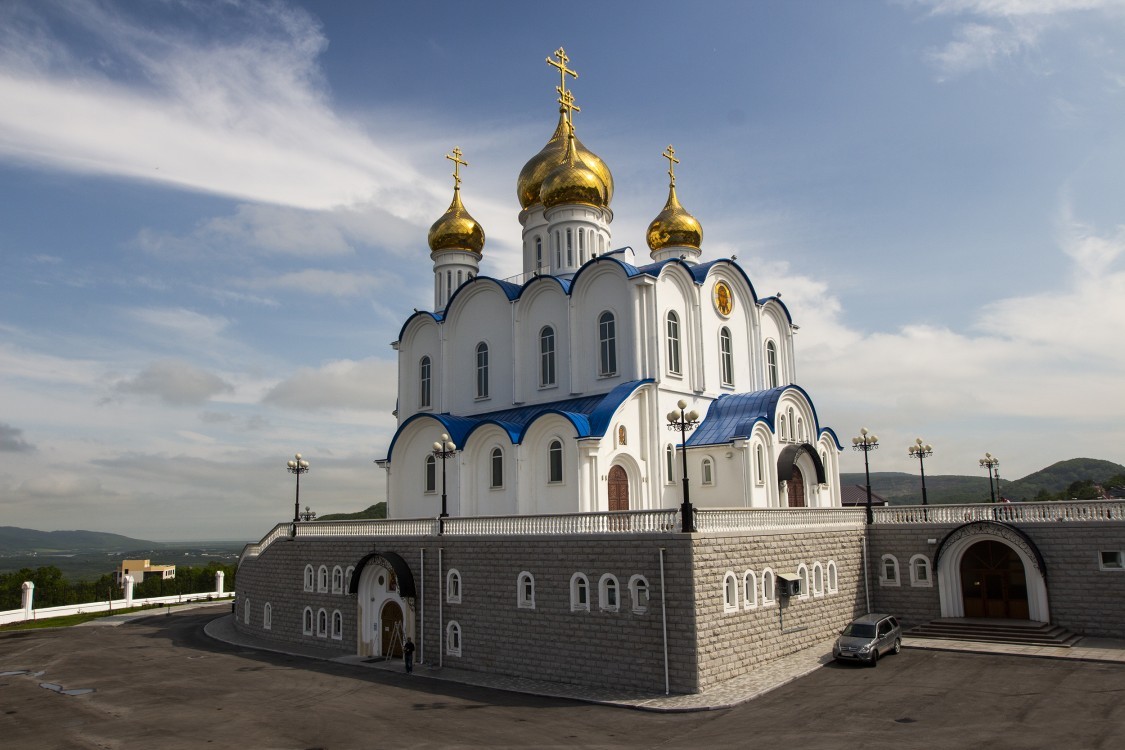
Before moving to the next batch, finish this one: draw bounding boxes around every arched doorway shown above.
[960,540,1030,619]
[608,465,629,511]
[787,466,806,507]
[380,600,404,657]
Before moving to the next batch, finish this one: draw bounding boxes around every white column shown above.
[124,575,135,607]
[215,570,225,596]
[21,581,34,619]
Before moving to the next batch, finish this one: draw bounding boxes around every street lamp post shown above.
[666,400,701,533]
[908,438,933,506]
[979,453,999,503]
[432,433,457,534]
[286,453,309,536]
[852,428,879,524]
[299,506,317,522]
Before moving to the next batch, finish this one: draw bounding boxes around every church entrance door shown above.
[380,600,404,657]
[960,540,1030,619]
[787,466,806,507]
[608,465,629,511]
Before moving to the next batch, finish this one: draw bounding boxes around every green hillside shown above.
[842,457,1125,505]
[0,527,161,554]
[316,502,387,521]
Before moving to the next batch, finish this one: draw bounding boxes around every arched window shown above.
[331,610,343,640]
[344,566,355,592]
[517,571,535,609]
[723,572,739,612]
[812,562,824,596]
[719,327,734,386]
[317,565,329,593]
[566,228,573,266]
[909,555,932,587]
[539,326,556,387]
[797,418,805,442]
[743,571,758,609]
[788,408,796,443]
[666,444,676,484]
[317,608,328,638]
[797,563,810,600]
[761,569,776,605]
[701,457,714,486]
[263,602,272,630]
[555,232,561,268]
[419,355,432,408]
[666,311,681,375]
[880,555,900,586]
[490,447,504,489]
[303,565,314,592]
[599,574,620,612]
[446,621,462,656]
[766,341,779,388]
[424,455,437,493]
[331,566,343,594]
[778,415,787,442]
[535,236,543,270]
[598,311,617,376]
[447,569,462,602]
[827,561,838,593]
[244,597,251,625]
[629,575,649,614]
[475,342,489,399]
[755,443,765,485]
[570,573,590,612]
[548,439,563,483]
[303,607,314,635]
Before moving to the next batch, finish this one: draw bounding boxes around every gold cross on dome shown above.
[557,87,581,125]
[662,145,679,186]
[445,147,468,189]
[547,47,578,97]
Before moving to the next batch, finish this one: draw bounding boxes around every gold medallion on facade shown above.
[713,280,734,317]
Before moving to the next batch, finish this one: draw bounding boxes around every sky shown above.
[1,0,1124,541]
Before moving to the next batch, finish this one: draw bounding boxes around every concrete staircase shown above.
[908,619,1082,648]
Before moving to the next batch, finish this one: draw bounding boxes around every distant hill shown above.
[316,502,387,521]
[0,527,161,554]
[842,457,1125,505]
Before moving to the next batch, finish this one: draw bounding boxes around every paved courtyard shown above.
[2,607,1123,749]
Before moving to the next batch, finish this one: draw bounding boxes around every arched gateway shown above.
[349,551,416,658]
[934,522,1049,622]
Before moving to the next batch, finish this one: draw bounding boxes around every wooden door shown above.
[608,465,629,511]
[787,466,806,507]
[380,600,403,657]
[960,540,1029,619]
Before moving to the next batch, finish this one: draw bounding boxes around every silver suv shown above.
[833,613,901,666]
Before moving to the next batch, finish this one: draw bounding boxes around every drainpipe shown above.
[419,548,425,666]
[659,547,670,695]
[438,547,444,669]
[862,535,871,613]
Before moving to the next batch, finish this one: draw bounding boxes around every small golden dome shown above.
[540,127,608,209]
[517,111,614,209]
[428,188,485,254]
[647,185,703,252]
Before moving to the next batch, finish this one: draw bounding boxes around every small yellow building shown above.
[114,559,176,585]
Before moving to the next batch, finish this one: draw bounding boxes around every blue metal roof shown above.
[384,379,653,461]
[686,383,836,448]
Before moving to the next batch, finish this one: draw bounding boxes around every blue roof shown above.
[686,384,837,448]
[385,379,653,461]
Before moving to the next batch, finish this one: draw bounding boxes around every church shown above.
[233,50,1125,697]
[378,48,842,520]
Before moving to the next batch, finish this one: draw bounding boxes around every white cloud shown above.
[262,357,398,411]
[241,269,385,299]
[114,358,234,405]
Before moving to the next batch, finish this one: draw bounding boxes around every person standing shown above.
[403,636,415,674]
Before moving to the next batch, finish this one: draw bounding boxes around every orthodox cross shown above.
[547,47,578,98]
[662,145,679,187]
[557,87,581,127]
[445,147,468,189]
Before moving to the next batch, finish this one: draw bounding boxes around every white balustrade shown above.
[872,499,1125,525]
[694,507,867,533]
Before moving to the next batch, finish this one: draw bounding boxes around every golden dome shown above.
[428,188,485,254]
[517,110,614,209]
[540,126,608,209]
[646,184,702,252]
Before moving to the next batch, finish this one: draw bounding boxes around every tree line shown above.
[0,562,236,611]
[1032,474,1125,502]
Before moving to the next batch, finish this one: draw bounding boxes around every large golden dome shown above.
[540,127,608,209]
[647,184,702,252]
[428,188,485,254]
[517,110,614,210]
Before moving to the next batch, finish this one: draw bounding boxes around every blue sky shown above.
[2,0,1123,540]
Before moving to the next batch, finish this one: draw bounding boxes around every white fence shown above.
[0,590,234,626]
[695,507,867,533]
[873,499,1125,525]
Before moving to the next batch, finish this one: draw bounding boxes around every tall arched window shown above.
[263,602,272,630]
[539,326,556,387]
[755,443,765,485]
[446,621,462,656]
[701,457,715,486]
[535,236,543,270]
[331,610,343,640]
[566,228,574,266]
[598,311,617,376]
[303,565,314,592]
[517,571,535,609]
[570,572,590,612]
[424,455,437,493]
[475,342,489,399]
[331,566,343,594]
[490,447,504,489]
[766,341,779,388]
[723,572,739,612]
[719,327,734,386]
[303,607,314,635]
[629,575,649,614]
[446,569,462,603]
[599,574,620,612]
[548,439,564,483]
[665,444,675,484]
[419,355,432,408]
[666,311,681,375]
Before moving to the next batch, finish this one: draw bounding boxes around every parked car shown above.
[833,613,901,666]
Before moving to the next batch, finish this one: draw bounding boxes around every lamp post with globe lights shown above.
[980,453,1000,503]
[852,428,879,524]
[287,453,309,536]
[908,438,933,506]
[432,433,458,534]
[667,400,701,533]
